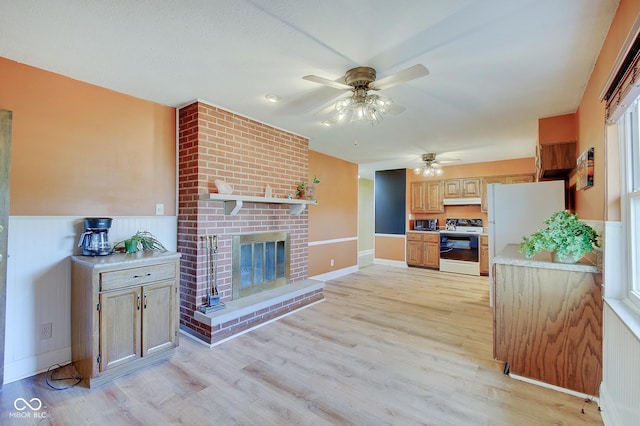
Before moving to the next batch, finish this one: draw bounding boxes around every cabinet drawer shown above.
[424,233,440,243]
[101,262,176,291]
[407,233,423,241]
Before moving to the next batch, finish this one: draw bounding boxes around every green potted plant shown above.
[114,230,167,254]
[296,175,320,200]
[519,210,600,263]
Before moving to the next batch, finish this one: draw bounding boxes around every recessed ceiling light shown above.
[321,120,333,127]
[265,94,281,103]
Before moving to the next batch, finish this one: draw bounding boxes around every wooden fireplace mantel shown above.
[199,193,318,215]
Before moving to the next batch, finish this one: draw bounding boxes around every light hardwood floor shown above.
[0,265,603,425]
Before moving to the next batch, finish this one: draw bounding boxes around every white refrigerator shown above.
[487,180,565,306]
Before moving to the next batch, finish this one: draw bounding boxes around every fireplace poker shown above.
[200,234,224,313]
[210,234,219,297]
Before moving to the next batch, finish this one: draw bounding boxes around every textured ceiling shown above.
[0,0,619,178]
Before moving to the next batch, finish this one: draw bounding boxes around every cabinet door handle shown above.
[133,273,152,278]
[137,294,141,311]
[143,293,147,309]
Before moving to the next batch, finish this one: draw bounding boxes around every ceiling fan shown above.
[302,64,429,124]
[413,153,457,177]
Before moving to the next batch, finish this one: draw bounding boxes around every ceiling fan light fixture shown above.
[414,153,444,177]
[334,93,393,125]
[304,64,428,128]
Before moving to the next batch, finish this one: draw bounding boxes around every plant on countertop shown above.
[519,210,600,262]
[296,175,320,200]
[113,230,167,253]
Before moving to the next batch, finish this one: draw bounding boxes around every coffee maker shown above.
[78,217,113,256]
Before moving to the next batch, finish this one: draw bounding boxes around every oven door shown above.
[439,233,479,262]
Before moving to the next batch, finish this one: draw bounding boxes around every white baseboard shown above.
[358,249,374,268]
[373,258,407,268]
[509,373,599,403]
[310,265,358,281]
[3,347,71,385]
[599,382,622,426]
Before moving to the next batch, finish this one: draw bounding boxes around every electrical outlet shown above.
[155,203,164,215]
[330,258,335,267]
[40,322,52,340]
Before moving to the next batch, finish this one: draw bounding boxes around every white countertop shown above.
[493,244,600,273]
[71,250,181,269]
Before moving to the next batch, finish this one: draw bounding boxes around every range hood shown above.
[443,197,482,206]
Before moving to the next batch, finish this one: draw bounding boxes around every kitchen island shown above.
[493,244,602,395]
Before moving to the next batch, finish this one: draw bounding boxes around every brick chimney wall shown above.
[177,100,312,340]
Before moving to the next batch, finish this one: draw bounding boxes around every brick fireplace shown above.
[177,100,324,344]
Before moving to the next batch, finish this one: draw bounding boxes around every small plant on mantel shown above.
[296,175,320,200]
[519,210,600,263]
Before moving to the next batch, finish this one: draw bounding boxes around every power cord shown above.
[44,363,82,390]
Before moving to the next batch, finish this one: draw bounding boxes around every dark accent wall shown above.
[374,169,406,235]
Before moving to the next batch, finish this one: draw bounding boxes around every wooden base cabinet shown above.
[493,251,601,395]
[406,232,439,269]
[71,251,181,387]
[479,235,489,276]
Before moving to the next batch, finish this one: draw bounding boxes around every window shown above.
[619,97,640,308]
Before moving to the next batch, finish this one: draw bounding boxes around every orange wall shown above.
[375,236,405,262]
[308,241,358,276]
[539,113,577,144]
[0,57,176,216]
[576,0,640,220]
[406,157,535,184]
[307,150,358,275]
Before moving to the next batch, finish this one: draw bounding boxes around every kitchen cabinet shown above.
[480,174,535,212]
[479,235,489,275]
[493,245,601,394]
[443,179,461,198]
[410,181,443,213]
[410,182,427,212]
[505,174,535,184]
[536,141,576,179]
[480,176,506,212]
[71,251,181,387]
[406,232,439,268]
[443,178,481,198]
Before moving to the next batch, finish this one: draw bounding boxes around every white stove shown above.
[440,218,483,276]
[443,218,484,234]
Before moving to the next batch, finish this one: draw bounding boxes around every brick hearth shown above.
[177,100,324,344]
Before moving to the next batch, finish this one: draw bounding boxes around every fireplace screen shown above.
[232,232,290,299]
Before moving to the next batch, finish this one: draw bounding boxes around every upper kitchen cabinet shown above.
[480,176,506,212]
[505,174,535,184]
[443,178,481,198]
[480,174,535,212]
[411,181,443,213]
[411,182,427,212]
[536,141,576,180]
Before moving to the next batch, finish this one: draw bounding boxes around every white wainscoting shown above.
[3,215,177,384]
[601,301,640,425]
[600,220,640,424]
